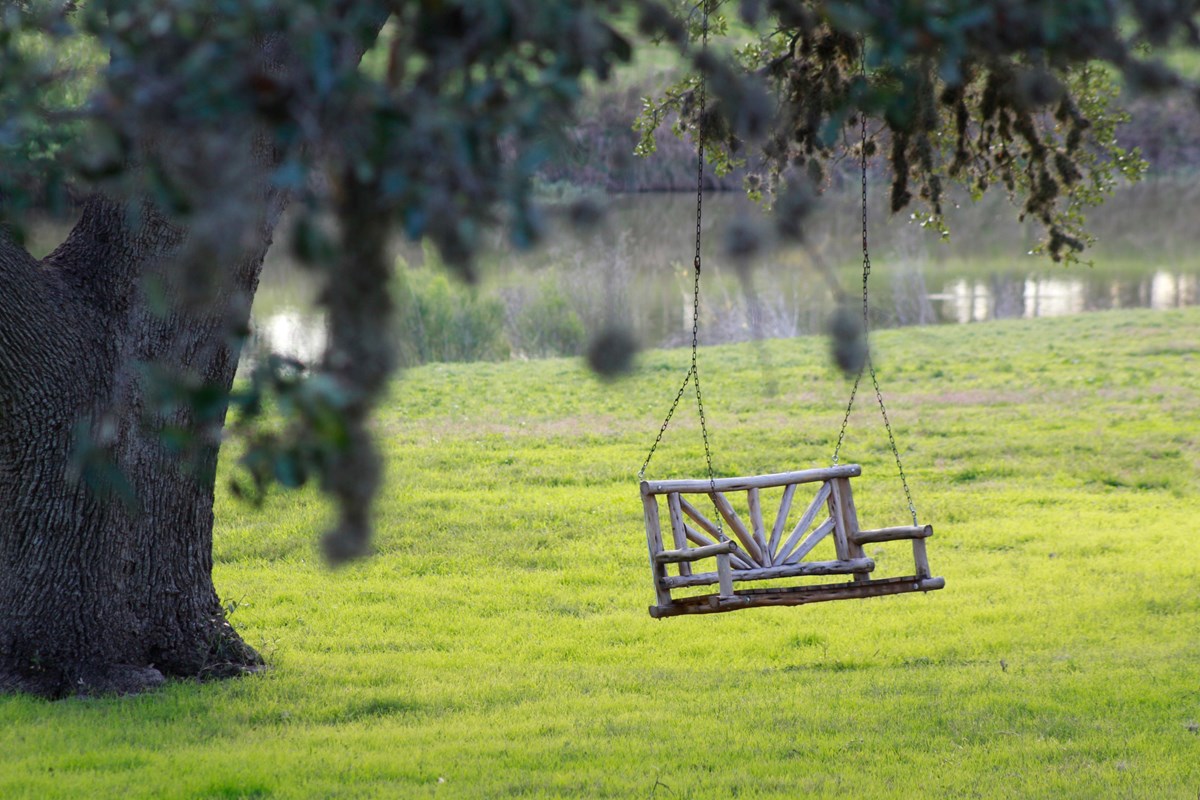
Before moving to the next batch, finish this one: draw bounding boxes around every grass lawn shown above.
[2,307,1199,799]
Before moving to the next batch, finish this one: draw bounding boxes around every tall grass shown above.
[392,250,512,366]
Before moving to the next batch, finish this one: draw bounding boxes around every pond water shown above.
[28,179,1200,365]
[250,178,1200,363]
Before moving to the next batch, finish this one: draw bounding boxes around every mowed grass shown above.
[3,308,1200,799]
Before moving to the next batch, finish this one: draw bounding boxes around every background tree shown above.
[638,0,1174,264]
[0,0,1195,698]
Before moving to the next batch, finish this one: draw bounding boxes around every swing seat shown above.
[640,465,944,618]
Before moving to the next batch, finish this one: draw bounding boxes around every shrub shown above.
[512,279,587,358]
[392,248,511,366]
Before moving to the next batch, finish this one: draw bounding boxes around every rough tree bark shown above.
[0,196,274,698]
[0,0,393,699]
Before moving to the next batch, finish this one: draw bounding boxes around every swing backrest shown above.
[640,465,869,580]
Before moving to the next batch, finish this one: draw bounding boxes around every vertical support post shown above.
[641,484,673,609]
[666,492,692,577]
[912,536,931,579]
[826,479,851,561]
[830,474,868,582]
[716,553,735,598]
[834,477,869,582]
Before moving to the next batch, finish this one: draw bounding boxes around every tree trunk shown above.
[0,197,272,698]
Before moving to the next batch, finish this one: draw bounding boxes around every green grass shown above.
[3,308,1200,798]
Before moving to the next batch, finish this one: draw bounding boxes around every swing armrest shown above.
[654,541,740,564]
[852,525,933,545]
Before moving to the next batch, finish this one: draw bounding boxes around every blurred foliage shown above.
[630,0,1200,263]
[2,0,1199,557]
[0,0,648,560]
[226,355,353,507]
[0,2,103,221]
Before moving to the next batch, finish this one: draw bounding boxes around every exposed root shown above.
[0,621,264,699]
[154,617,266,683]
[0,661,165,699]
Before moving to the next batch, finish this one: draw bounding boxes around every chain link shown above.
[638,1,723,538]
[869,357,918,525]
[691,6,720,518]
[637,366,693,482]
[832,38,919,526]
[831,374,861,466]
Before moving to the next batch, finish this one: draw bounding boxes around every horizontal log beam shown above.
[655,541,740,564]
[649,576,945,618]
[717,552,735,598]
[660,557,875,589]
[852,525,934,545]
[640,465,862,496]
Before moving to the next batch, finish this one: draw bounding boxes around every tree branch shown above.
[40,197,183,319]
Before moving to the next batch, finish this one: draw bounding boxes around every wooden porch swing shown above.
[637,19,943,619]
[639,467,943,618]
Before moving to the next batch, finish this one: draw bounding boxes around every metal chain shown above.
[636,250,707,483]
[637,365,693,482]
[869,357,918,525]
[832,44,872,468]
[832,38,919,526]
[691,5,720,520]
[639,1,724,538]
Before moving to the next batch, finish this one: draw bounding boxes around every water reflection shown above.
[935,270,1199,325]
[251,310,327,366]
[247,181,1200,362]
[1150,272,1199,309]
[35,180,1200,366]
[248,181,1200,359]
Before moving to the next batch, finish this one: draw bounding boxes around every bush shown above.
[392,248,511,366]
[512,279,587,358]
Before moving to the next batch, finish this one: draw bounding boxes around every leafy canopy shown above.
[637,1,1185,262]
[1,0,1195,556]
